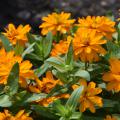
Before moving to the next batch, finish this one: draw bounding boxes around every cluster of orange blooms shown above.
[0,110,33,120]
[0,12,119,120]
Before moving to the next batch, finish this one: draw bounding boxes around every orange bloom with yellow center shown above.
[103,58,120,92]
[73,79,103,113]
[78,16,115,39]
[73,29,106,62]
[104,115,117,120]
[40,12,75,35]
[0,110,33,120]
[3,24,31,45]
[0,48,34,88]
[51,36,72,57]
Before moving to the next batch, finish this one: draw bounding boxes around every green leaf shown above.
[0,34,13,51]
[53,100,69,117]
[47,84,65,98]
[14,42,24,55]
[106,41,120,58]
[43,32,53,58]
[27,33,36,44]
[83,116,103,120]
[25,93,46,103]
[25,53,43,61]
[34,42,44,59]
[74,70,90,81]
[65,41,73,67]
[0,95,12,107]
[22,43,35,58]
[65,86,84,111]
[52,70,68,83]
[31,105,59,119]
[103,99,118,108]
[70,112,82,120]
[7,62,19,95]
[46,57,66,72]
[35,62,50,77]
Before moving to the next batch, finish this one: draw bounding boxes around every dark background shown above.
[0,0,120,32]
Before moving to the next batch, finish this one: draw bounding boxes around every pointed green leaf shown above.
[25,93,46,103]
[7,62,19,95]
[22,43,35,58]
[65,86,84,111]
[27,33,36,44]
[35,63,50,77]
[0,95,12,107]
[0,34,13,51]
[75,70,90,81]
[46,57,66,72]
[31,105,59,119]
[65,41,73,66]
[43,32,53,58]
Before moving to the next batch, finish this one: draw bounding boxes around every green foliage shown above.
[0,34,13,51]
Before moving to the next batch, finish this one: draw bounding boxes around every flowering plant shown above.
[0,12,120,120]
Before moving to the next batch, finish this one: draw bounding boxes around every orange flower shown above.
[104,115,117,120]
[40,12,75,35]
[0,48,34,88]
[73,29,106,62]
[0,110,33,120]
[78,16,115,39]
[38,94,69,107]
[0,110,14,120]
[51,36,72,57]
[29,71,60,93]
[14,110,33,120]
[73,79,103,113]
[3,24,31,45]
[103,58,120,92]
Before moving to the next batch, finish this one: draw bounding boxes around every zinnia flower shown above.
[14,110,33,120]
[0,110,33,120]
[104,115,117,120]
[78,16,115,39]
[3,24,31,45]
[0,48,34,88]
[40,12,75,35]
[29,71,60,93]
[51,36,72,57]
[73,29,106,62]
[0,110,14,120]
[73,79,103,113]
[103,58,120,92]
[37,94,69,107]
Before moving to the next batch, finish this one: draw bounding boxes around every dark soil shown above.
[0,0,120,32]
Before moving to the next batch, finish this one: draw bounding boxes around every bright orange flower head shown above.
[73,79,103,113]
[78,16,115,39]
[0,110,14,120]
[51,36,72,57]
[0,48,34,88]
[3,24,31,45]
[0,110,33,120]
[14,110,33,120]
[40,12,75,35]
[103,58,120,92]
[104,115,117,120]
[73,29,107,62]
[29,71,61,93]
[37,94,69,107]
